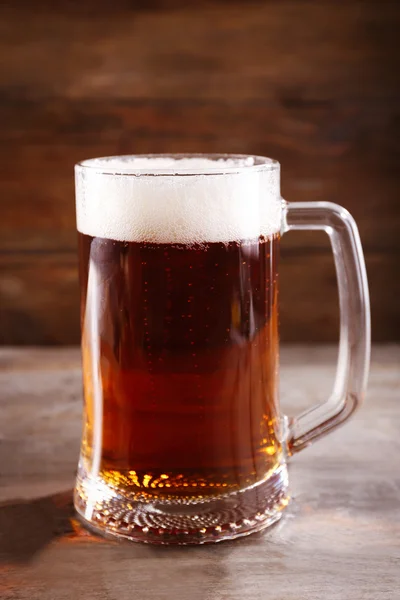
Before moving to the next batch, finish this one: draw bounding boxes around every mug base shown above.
[74,464,289,545]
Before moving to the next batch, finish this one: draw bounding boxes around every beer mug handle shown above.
[282,201,371,454]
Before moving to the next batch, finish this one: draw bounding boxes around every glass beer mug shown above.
[74,154,370,544]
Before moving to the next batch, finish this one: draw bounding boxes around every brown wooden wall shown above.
[1,1,399,344]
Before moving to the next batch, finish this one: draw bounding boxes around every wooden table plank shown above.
[2,3,398,102]
[3,253,400,345]
[0,346,399,599]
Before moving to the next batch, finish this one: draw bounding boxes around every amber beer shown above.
[79,232,281,498]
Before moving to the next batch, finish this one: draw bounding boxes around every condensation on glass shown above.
[74,154,370,544]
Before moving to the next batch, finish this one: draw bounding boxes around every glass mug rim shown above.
[75,153,280,177]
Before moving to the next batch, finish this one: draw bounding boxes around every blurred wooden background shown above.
[1,1,399,344]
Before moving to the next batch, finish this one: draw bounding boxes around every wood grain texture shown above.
[0,1,399,343]
[2,2,398,102]
[0,346,399,599]
[2,101,399,253]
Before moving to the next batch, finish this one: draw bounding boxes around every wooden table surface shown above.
[0,346,399,599]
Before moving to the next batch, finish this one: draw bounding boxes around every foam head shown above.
[75,155,282,244]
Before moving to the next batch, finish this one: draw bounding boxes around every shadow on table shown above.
[0,490,77,564]
[0,490,238,599]
[0,490,291,599]
[0,489,247,560]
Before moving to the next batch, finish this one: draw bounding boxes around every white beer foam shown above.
[76,156,281,244]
